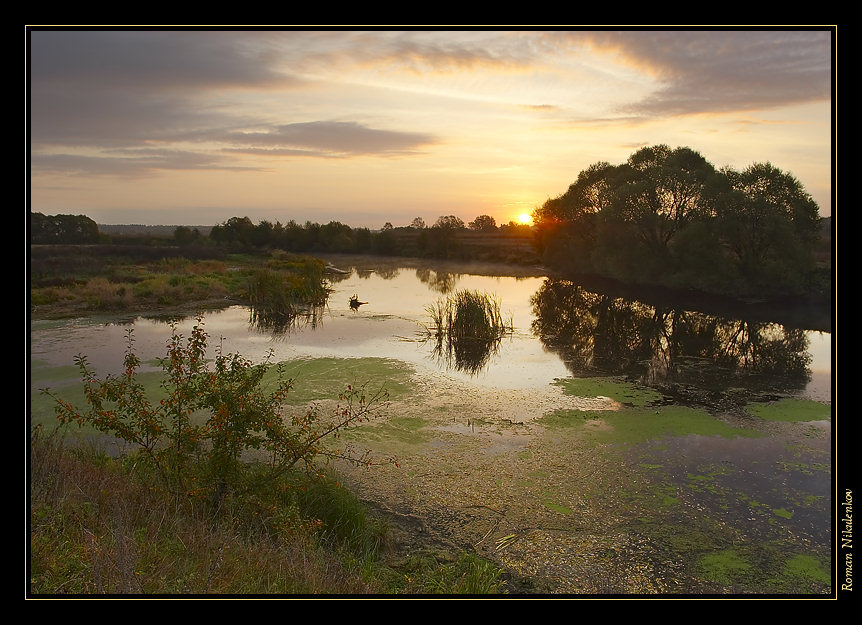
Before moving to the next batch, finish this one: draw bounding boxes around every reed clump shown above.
[425,289,513,342]
[424,290,513,375]
[242,257,332,331]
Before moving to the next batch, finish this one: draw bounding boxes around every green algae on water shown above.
[553,377,663,407]
[783,554,830,584]
[744,398,830,422]
[339,416,432,449]
[539,404,761,445]
[266,357,415,405]
[700,548,752,585]
[773,507,794,519]
[543,501,573,516]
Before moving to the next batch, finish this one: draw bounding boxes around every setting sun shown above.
[517,213,533,226]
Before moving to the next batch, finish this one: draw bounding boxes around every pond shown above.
[29,254,833,595]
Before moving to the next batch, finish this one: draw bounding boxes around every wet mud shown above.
[333,371,832,595]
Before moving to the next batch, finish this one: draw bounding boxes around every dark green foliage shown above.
[531,146,826,299]
[31,212,100,244]
[468,214,497,232]
[292,472,386,558]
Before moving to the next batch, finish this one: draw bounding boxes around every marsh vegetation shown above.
[30,250,831,595]
[423,289,514,375]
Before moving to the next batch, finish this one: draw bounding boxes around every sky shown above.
[28,28,834,228]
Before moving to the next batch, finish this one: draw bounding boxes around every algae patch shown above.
[539,404,761,445]
[782,554,830,585]
[553,376,663,407]
[267,357,416,405]
[543,501,573,516]
[339,416,433,450]
[744,398,830,422]
[700,548,752,585]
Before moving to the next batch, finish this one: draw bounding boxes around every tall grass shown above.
[29,427,506,595]
[241,255,332,332]
[425,289,512,341]
[29,427,378,595]
[424,290,513,374]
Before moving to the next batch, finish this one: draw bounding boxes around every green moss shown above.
[32,366,166,431]
[266,357,415,405]
[539,404,761,445]
[341,416,432,448]
[783,554,830,584]
[554,377,663,407]
[30,360,82,387]
[543,501,573,515]
[700,548,752,585]
[773,507,794,519]
[745,398,831,422]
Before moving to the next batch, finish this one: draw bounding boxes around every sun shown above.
[517,213,533,226]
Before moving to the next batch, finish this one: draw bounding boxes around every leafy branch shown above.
[40,318,393,505]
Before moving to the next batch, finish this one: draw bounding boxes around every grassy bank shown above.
[28,312,506,596]
[29,247,330,320]
[29,426,505,596]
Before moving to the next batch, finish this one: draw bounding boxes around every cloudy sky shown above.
[28,28,833,227]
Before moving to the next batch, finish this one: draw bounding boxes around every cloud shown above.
[29,31,289,155]
[30,148,256,177]
[28,30,438,175]
[224,121,436,157]
[580,30,833,116]
[292,30,537,75]
[29,30,295,91]
[28,28,833,182]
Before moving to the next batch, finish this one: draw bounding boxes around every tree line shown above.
[28,211,531,259]
[30,212,101,244]
[30,143,829,300]
[206,214,530,259]
[531,144,829,299]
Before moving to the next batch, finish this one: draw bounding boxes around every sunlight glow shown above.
[517,213,533,226]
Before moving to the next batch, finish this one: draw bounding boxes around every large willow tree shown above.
[531,145,824,298]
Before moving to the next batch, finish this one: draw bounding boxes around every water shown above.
[30,255,831,404]
[28,255,834,593]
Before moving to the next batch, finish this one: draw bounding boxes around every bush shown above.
[40,318,390,507]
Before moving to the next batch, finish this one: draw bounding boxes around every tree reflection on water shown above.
[530,278,812,395]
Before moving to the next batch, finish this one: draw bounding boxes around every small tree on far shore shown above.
[468,215,497,232]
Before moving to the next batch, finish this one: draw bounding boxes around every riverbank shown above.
[29,251,833,595]
[30,242,831,332]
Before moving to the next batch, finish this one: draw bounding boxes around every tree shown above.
[433,215,465,230]
[716,162,820,292]
[30,212,100,244]
[531,161,617,269]
[530,144,823,298]
[533,162,617,227]
[173,226,201,246]
[420,216,465,258]
[410,217,426,230]
[210,216,255,247]
[468,215,497,232]
[610,145,720,253]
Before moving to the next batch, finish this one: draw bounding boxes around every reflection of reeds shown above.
[249,303,326,335]
[243,265,332,334]
[424,290,513,375]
